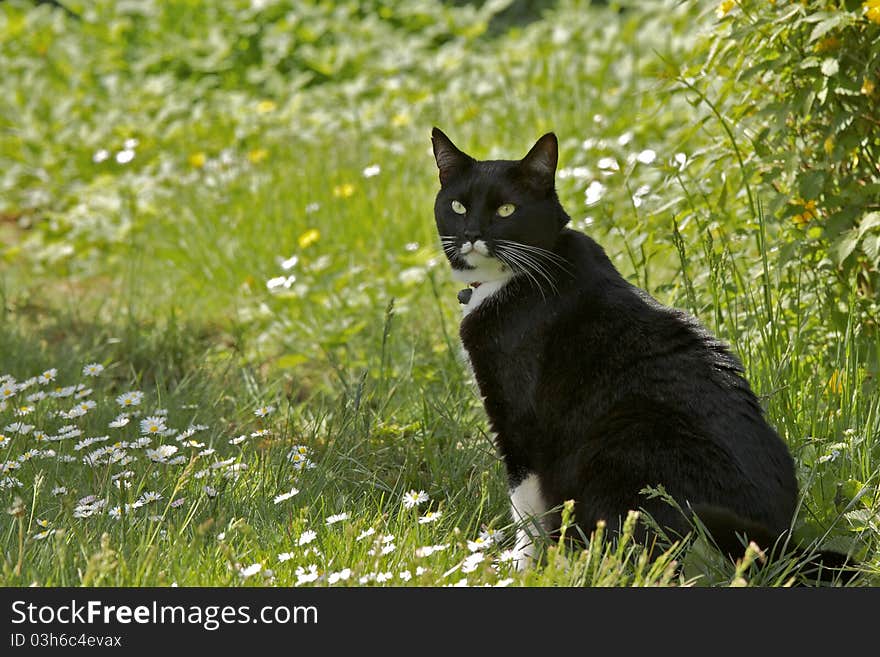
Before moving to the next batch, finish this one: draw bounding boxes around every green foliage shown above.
[676,0,880,296]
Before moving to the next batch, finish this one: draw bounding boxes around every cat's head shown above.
[431,128,569,286]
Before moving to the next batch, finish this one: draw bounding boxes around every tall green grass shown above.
[1,0,877,586]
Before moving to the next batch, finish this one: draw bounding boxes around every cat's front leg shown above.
[509,472,548,571]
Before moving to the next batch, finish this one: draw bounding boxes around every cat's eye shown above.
[451,200,467,215]
[497,203,516,218]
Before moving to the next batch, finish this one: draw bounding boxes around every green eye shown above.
[451,200,467,215]
[497,203,516,218]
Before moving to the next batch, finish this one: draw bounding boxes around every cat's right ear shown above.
[432,128,474,187]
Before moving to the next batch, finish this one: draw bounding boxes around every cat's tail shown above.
[690,504,861,585]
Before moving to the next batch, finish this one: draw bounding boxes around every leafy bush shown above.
[679,0,880,297]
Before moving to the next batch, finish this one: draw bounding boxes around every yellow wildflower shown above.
[333,183,355,198]
[814,36,840,53]
[256,100,277,114]
[828,370,843,394]
[298,229,320,249]
[391,112,411,127]
[248,148,269,164]
[716,0,736,18]
[824,136,834,156]
[792,199,819,226]
[861,77,876,96]
[865,1,880,25]
[188,152,206,168]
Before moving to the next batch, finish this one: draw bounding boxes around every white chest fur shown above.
[453,242,514,317]
[461,279,510,317]
[509,473,548,570]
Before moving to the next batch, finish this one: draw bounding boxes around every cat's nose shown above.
[464,229,481,242]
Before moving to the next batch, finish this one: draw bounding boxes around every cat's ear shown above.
[520,133,558,187]
[432,127,474,186]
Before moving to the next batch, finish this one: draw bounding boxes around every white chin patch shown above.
[453,251,513,317]
[451,252,508,284]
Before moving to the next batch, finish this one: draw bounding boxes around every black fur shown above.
[431,127,801,556]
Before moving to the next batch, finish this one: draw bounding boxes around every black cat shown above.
[431,127,802,571]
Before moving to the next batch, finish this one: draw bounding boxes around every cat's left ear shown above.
[520,133,558,187]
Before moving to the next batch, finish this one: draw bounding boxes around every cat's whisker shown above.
[496,245,574,276]
[494,250,536,292]
[506,252,564,296]
[500,256,545,301]
[495,240,575,275]
[498,246,559,297]
[494,241,574,273]
[508,241,570,264]
[496,248,549,300]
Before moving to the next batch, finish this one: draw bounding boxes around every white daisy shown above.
[239,563,262,579]
[273,488,300,504]
[497,549,517,564]
[462,552,485,573]
[254,405,275,418]
[328,568,351,584]
[467,537,492,552]
[4,422,34,435]
[82,363,105,377]
[109,414,130,428]
[1,381,18,399]
[402,489,429,509]
[50,385,76,398]
[481,528,504,543]
[137,491,163,505]
[325,512,349,525]
[356,528,376,541]
[145,444,178,463]
[59,406,87,419]
[418,511,442,524]
[140,416,166,435]
[38,369,57,384]
[415,544,450,558]
[298,530,317,546]
[289,452,315,471]
[116,391,144,407]
[294,564,319,586]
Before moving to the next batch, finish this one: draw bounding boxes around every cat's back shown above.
[541,230,798,531]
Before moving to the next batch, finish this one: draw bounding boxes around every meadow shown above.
[1,0,878,586]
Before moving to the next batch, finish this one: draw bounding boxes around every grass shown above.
[0,0,878,587]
